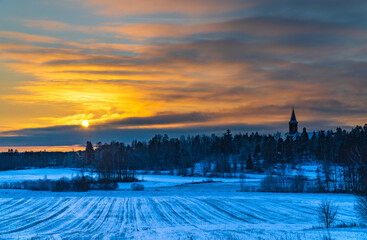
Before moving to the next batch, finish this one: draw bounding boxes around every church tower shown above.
[289,107,298,134]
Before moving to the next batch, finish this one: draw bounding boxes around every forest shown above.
[87,125,367,193]
[1,125,367,193]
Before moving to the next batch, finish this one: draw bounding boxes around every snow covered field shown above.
[0,168,263,189]
[0,186,365,239]
[0,169,365,239]
[0,168,81,183]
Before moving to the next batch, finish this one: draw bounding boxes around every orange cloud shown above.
[85,0,252,16]
[0,31,59,43]
[0,20,365,133]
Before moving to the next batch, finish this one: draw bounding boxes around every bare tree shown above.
[355,194,367,222]
[317,200,338,228]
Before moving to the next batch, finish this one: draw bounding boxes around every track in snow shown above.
[0,193,364,240]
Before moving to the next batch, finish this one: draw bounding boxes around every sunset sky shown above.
[1,0,367,149]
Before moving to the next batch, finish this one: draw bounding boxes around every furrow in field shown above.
[0,193,358,240]
[199,198,250,224]
[145,198,173,227]
[0,198,69,233]
[22,198,81,236]
[0,198,66,224]
[118,197,129,236]
[33,197,97,234]
[0,198,38,225]
[4,202,70,234]
[252,199,301,223]
[229,199,272,222]
[263,199,313,223]
[80,197,114,234]
[154,197,189,227]
[181,197,229,225]
[158,198,194,226]
[274,200,318,217]
[55,197,104,236]
[90,197,122,240]
[213,198,267,223]
[135,198,149,230]
[180,197,219,224]
[163,197,210,226]
[0,198,32,215]
[0,198,13,208]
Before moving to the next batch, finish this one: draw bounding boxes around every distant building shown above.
[289,107,298,135]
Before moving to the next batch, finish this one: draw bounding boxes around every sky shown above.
[0,0,367,150]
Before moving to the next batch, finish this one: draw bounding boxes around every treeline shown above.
[1,125,366,193]
[86,126,367,193]
[0,151,83,171]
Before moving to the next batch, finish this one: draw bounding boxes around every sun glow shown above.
[82,120,89,128]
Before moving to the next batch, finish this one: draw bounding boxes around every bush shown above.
[121,175,138,182]
[0,182,9,189]
[260,175,282,192]
[23,179,51,191]
[317,200,338,228]
[10,182,22,189]
[131,183,144,191]
[51,177,71,192]
[94,182,118,190]
[335,221,357,228]
[355,194,367,222]
[238,175,246,192]
[1,175,120,192]
[289,175,306,193]
[70,176,90,192]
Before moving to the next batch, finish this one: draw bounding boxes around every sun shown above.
[82,120,89,128]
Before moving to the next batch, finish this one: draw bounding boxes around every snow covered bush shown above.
[131,182,144,191]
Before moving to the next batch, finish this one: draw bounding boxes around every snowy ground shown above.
[0,168,264,189]
[0,188,364,240]
[0,169,365,239]
[0,168,81,183]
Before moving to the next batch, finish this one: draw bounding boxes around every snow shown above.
[0,187,365,239]
[0,168,365,239]
[0,168,82,183]
[119,175,241,189]
[0,168,261,189]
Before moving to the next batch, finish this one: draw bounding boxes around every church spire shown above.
[289,107,298,134]
[290,106,297,122]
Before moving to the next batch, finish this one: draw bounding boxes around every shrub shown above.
[335,221,357,228]
[289,175,306,193]
[70,176,90,192]
[260,175,282,192]
[317,200,338,228]
[51,177,71,192]
[23,179,51,191]
[131,182,144,191]
[1,175,120,192]
[355,194,367,222]
[96,182,118,190]
[121,175,138,182]
[10,182,22,189]
[0,182,9,189]
[238,175,246,192]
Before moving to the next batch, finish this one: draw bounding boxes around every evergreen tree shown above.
[85,141,95,165]
[246,154,254,170]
